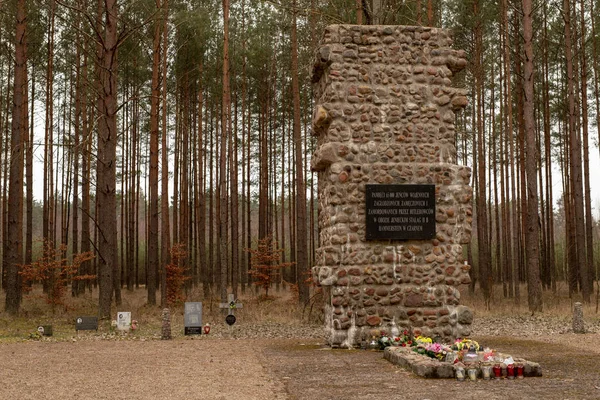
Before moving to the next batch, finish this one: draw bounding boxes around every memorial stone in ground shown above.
[311,25,473,347]
[116,312,131,331]
[75,316,98,332]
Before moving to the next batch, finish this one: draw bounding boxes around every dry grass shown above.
[0,284,320,341]
[459,282,600,318]
[2,281,600,341]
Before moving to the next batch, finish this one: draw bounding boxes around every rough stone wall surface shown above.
[311,25,473,348]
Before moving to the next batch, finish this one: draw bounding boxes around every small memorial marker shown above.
[161,308,172,340]
[184,302,203,335]
[116,312,132,332]
[75,316,98,332]
[37,325,53,336]
[219,294,243,326]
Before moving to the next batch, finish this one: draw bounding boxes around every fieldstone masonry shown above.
[311,25,473,347]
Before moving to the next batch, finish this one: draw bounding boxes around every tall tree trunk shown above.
[71,27,81,293]
[564,0,590,302]
[291,0,309,305]
[591,0,600,294]
[240,0,248,294]
[3,0,27,315]
[197,63,207,299]
[148,0,162,306]
[180,75,190,288]
[522,0,542,313]
[542,2,556,292]
[160,0,170,305]
[231,93,239,298]
[96,0,119,318]
[25,63,33,272]
[80,21,92,292]
[43,0,56,267]
[473,0,491,306]
[579,0,594,296]
[219,0,231,303]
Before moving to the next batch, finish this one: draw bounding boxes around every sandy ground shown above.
[1,339,286,400]
[2,332,600,400]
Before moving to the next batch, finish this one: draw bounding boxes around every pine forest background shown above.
[1,0,600,318]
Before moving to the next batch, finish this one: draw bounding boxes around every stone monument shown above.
[311,25,473,348]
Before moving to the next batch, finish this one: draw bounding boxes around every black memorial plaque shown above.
[225,314,236,326]
[365,184,436,240]
[75,316,98,331]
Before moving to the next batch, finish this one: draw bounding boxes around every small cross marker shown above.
[219,294,243,326]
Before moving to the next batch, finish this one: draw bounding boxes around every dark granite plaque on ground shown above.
[366,184,436,240]
[184,302,203,335]
[37,325,53,336]
[75,316,98,331]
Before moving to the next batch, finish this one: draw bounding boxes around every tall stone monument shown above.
[311,25,473,348]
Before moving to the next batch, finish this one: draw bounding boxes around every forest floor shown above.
[1,285,600,399]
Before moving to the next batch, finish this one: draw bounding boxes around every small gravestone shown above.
[184,302,203,335]
[220,294,243,326]
[117,312,131,332]
[75,316,98,332]
[37,325,53,337]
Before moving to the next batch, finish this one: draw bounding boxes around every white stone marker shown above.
[117,312,132,331]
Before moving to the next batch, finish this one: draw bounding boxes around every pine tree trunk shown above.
[564,0,590,302]
[591,0,600,292]
[4,0,27,315]
[473,0,491,305]
[160,0,170,305]
[291,0,309,304]
[25,64,33,272]
[579,0,594,297]
[96,0,119,318]
[148,0,162,305]
[231,94,239,298]
[219,0,231,303]
[197,63,208,299]
[522,0,542,312]
[502,0,515,300]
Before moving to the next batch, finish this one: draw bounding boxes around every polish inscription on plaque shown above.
[365,184,436,240]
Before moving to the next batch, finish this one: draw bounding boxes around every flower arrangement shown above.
[373,329,413,349]
[393,329,413,347]
[368,330,484,364]
[414,335,433,346]
[453,338,481,351]
[424,342,452,361]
